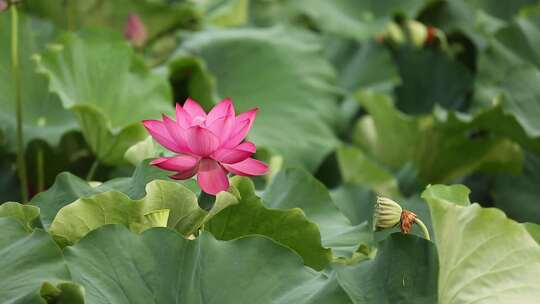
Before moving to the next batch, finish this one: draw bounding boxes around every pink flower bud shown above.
[124,12,148,48]
[0,0,8,12]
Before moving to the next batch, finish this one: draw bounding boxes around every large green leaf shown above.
[423,184,540,304]
[25,0,200,39]
[473,20,540,152]
[34,30,172,164]
[334,234,438,304]
[169,26,340,171]
[419,0,537,47]
[30,172,101,229]
[336,145,400,197]
[207,176,332,270]
[49,179,236,245]
[287,0,427,40]
[0,217,84,304]
[394,47,473,114]
[0,13,77,151]
[328,40,400,94]
[331,184,374,225]
[263,168,373,256]
[31,160,197,229]
[0,202,40,231]
[354,91,523,183]
[474,9,540,144]
[492,152,540,223]
[65,224,349,303]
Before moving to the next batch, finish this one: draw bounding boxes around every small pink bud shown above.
[0,0,8,12]
[124,12,148,48]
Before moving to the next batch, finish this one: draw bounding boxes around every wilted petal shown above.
[197,159,229,195]
[142,119,182,153]
[186,126,220,156]
[175,103,191,129]
[150,155,198,172]
[225,108,258,148]
[183,98,206,122]
[163,114,190,153]
[223,157,268,176]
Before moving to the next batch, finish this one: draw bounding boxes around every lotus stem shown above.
[86,160,99,181]
[414,218,431,241]
[11,3,29,202]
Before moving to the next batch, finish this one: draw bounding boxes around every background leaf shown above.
[207,176,332,270]
[423,184,540,304]
[334,233,438,304]
[34,30,172,164]
[65,225,348,303]
[0,217,80,304]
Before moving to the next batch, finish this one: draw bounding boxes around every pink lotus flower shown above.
[124,12,148,48]
[143,98,268,195]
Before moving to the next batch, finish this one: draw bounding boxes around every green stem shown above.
[36,147,45,193]
[86,160,99,181]
[11,3,29,202]
[414,218,431,241]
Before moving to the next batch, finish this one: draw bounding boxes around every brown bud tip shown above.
[400,210,417,234]
[124,12,148,48]
[426,26,437,44]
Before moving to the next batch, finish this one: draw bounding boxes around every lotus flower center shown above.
[192,116,206,126]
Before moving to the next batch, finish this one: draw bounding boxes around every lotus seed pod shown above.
[374,196,403,230]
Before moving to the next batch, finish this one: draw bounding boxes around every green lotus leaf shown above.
[207,176,332,270]
[286,0,426,40]
[64,224,350,303]
[30,172,102,229]
[169,26,340,171]
[334,233,438,304]
[24,0,200,39]
[524,222,540,244]
[394,47,473,114]
[354,91,523,183]
[492,151,540,223]
[34,30,172,164]
[0,12,77,151]
[329,40,400,94]
[474,9,540,146]
[31,160,197,229]
[0,217,82,304]
[422,184,540,304]
[263,168,374,256]
[0,202,40,231]
[49,180,237,245]
[336,145,400,197]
